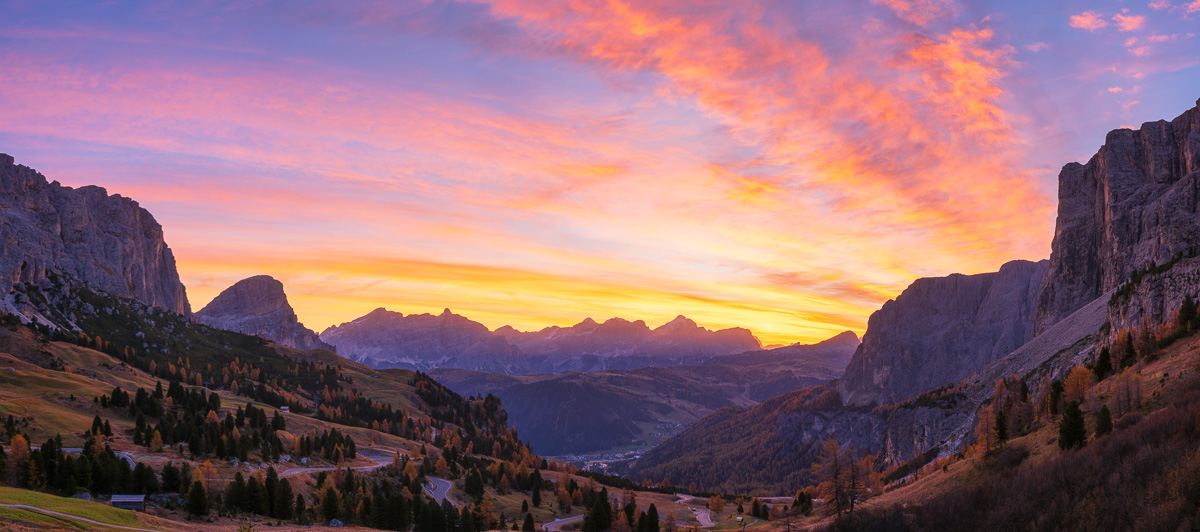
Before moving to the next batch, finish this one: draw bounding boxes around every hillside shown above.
[431,332,859,455]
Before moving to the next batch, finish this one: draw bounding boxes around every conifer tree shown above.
[1058,401,1086,449]
[1095,405,1113,437]
[1094,346,1113,380]
[523,513,535,532]
[187,480,208,517]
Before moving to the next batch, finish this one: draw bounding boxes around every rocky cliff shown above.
[195,275,333,351]
[1034,99,1200,332]
[0,154,190,316]
[840,259,1048,405]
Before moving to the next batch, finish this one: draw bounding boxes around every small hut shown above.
[111,494,146,511]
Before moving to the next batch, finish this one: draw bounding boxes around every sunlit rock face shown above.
[195,275,333,351]
[0,154,191,316]
[1034,99,1200,333]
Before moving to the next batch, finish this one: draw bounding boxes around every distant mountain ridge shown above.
[195,275,334,351]
[321,308,763,374]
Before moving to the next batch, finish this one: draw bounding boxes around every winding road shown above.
[425,476,455,505]
[278,449,394,478]
[674,494,715,528]
[0,503,165,532]
[542,514,584,532]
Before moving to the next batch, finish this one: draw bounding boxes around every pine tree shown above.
[1058,401,1087,449]
[323,487,339,522]
[187,480,208,517]
[644,504,660,532]
[1095,405,1113,437]
[296,494,307,525]
[523,513,535,532]
[1094,347,1113,380]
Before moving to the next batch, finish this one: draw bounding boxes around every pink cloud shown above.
[1188,0,1200,12]
[870,0,957,26]
[1024,42,1049,52]
[1149,0,1172,9]
[1113,12,1147,31]
[1070,10,1109,30]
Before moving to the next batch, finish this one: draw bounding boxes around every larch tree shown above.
[811,439,847,516]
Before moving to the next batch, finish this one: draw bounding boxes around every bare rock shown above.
[0,154,190,315]
[195,275,332,351]
[1034,99,1200,332]
[840,259,1048,405]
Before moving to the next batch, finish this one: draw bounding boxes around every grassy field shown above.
[0,486,148,528]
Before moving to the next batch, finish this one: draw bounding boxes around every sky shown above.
[1,0,1198,345]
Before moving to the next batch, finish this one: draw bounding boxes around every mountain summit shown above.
[195,275,333,351]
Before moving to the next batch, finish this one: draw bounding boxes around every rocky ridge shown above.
[195,275,333,351]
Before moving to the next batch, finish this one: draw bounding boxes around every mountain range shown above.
[318,307,763,374]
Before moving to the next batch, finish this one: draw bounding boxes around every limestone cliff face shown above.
[195,275,333,351]
[1034,99,1200,333]
[840,259,1048,405]
[0,154,190,315]
[1107,257,1200,336]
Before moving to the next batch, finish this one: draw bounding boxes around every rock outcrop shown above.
[0,154,190,316]
[195,275,333,351]
[1034,99,1200,332]
[840,259,1048,405]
